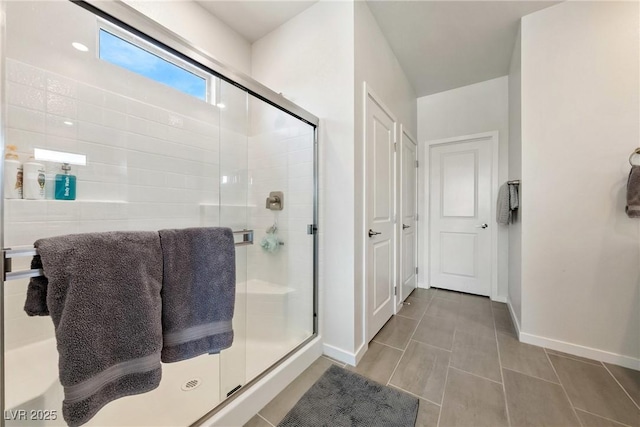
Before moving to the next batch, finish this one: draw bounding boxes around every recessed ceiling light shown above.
[63,121,74,126]
[216,103,226,109]
[72,42,89,52]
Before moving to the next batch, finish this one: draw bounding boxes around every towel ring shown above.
[630,148,640,166]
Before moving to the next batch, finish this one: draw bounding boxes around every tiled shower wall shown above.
[3,58,232,351]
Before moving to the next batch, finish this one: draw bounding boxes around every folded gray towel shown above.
[626,165,640,218]
[23,255,48,316]
[509,183,519,211]
[159,227,236,363]
[24,232,163,427]
[497,183,511,225]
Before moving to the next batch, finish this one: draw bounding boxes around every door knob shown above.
[402,224,410,230]
[475,223,488,229]
[368,229,382,238]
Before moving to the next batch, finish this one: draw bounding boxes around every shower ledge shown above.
[5,337,59,410]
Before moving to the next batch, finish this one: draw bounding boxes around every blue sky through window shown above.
[99,29,207,100]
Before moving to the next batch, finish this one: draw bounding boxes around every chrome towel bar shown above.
[2,229,254,281]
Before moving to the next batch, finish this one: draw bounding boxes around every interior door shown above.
[365,91,396,342]
[429,137,492,296]
[400,129,417,302]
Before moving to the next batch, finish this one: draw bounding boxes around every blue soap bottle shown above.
[55,163,76,200]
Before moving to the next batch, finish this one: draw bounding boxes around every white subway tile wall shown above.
[4,58,315,358]
[4,59,226,350]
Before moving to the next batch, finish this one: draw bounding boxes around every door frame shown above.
[363,82,398,343]
[421,131,499,300]
[397,124,418,311]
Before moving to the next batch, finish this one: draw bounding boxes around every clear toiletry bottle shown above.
[23,156,46,200]
[55,163,76,200]
[4,145,23,199]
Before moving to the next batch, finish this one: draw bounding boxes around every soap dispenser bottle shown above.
[23,156,46,200]
[55,163,76,200]
[4,145,23,199]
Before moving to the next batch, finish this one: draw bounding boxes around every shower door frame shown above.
[0,1,320,425]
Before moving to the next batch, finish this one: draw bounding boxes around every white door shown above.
[429,137,492,296]
[400,129,417,302]
[365,90,396,342]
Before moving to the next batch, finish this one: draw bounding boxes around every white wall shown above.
[507,27,522,327]
[520,1,640,366]
[251,1,357,361]
[122,0,252,75]
[354,1,417,356]
[417,76,509,300]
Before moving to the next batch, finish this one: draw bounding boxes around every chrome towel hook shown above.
[629,148,640,166]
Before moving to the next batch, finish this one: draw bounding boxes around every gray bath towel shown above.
[24,232,163,427]
[509,183,519,210]
[626,165,640,218]
[159,227,236,363]
[497,183,511,224]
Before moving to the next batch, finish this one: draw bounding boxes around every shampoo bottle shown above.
[55,163,76,200]
[23,157,45,200]
[4,145,23,199]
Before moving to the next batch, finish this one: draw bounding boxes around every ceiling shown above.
[195,1,318,43]
[196,0,559,97]
[366,1,559,97]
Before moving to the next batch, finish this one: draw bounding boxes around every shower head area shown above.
[1,1,318,426]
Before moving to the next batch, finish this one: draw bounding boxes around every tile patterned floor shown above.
[245,288,640,427]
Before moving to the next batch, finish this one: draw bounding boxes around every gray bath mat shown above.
[277,364,419,427]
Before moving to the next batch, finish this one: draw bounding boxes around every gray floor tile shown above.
[493,307,517,337]
[425,297,459,321]
[497,332,558,382]
[411,287,436,301]
[434,288,462,302]
[450,330,501,382]
[456,301,495,339]
[347,341,402,385]
[549,354,640,426]
[503,368,580,427]
[244,415,273,427]
[545,348,602,365]
[415,399,441,427]
[413,314,457,351]
[575,409,632,427]
[259,356,334,425]
[389,340,451,404]
[491,300,508,310]
[439,368,509,427]
[372,315,418,350]
[604,363,640,407]
[397,296,430,320]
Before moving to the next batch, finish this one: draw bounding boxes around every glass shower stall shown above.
[0,1,318,425]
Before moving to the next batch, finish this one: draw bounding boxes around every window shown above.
[98,28,208,101]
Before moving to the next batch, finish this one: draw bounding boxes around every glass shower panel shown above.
[217,79,249,399]
[244,97,315,381]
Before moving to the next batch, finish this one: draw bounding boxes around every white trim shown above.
[322,342,367,367]
[492,295,507,303]
[202,337,323,427]
[519,333,640,371]
[362,81,398,345]
[422,131,500,300]
[506,297,521,339]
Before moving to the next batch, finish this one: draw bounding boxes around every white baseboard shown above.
[491,295,507,303]
[506,298,522,339]
[322,342,368,366]
[520,332,640,371]
[203,337,323,427]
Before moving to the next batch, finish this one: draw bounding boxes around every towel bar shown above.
[2,229,254,281]
[507,180,520,185]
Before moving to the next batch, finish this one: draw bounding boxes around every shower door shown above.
[1,1,317,425]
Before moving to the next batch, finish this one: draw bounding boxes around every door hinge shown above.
[307,224,318,235]
[394,142,397,152]
[415,267,419,275]
[394,286,397,296]
[416,160,419,168]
